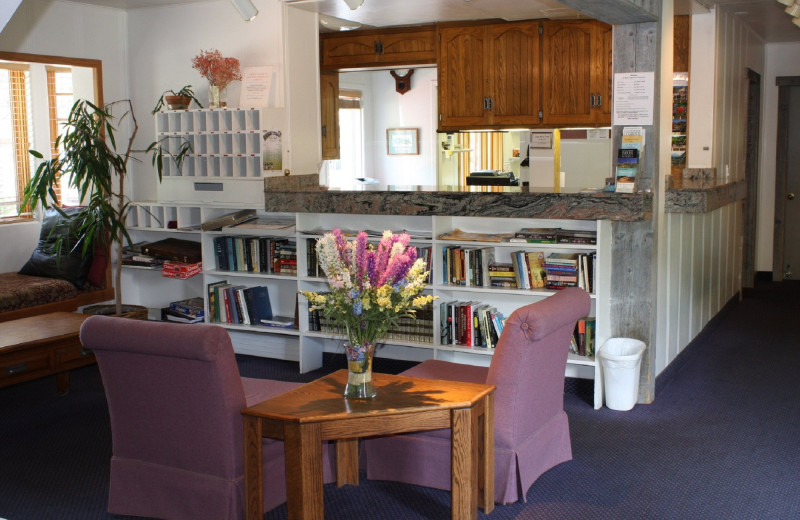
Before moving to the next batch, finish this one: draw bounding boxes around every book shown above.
[169,297,205,318]
[161,308,203,324]
[143,238,202,264]
[243,285,273,323]
[200,209,257,231]
[260,316,295,328]
[207,280,228,323]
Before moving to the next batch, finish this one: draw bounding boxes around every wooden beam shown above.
[557,0,659,25]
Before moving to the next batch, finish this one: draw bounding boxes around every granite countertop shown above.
[263,182,653,221]
[665,169,746,213]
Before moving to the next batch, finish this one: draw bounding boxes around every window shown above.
[0,65,33,219]
[327,89,364,188]
[47,67,79,207]
[0,52,101,223]
[457,131,505,187]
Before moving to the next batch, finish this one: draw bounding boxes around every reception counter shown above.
[263,184,653,222]
[665,169,746,214]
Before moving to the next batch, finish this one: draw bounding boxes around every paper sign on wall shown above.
[240,66,273,108]
[613,72,655,126]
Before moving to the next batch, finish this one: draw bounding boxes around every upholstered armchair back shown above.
[80,316,248,480]
[486,287,591,447]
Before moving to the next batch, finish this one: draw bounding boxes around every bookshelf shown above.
[122,206,610,408]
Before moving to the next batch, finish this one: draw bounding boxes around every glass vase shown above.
[343,341,376,399]
[209,85,227,108]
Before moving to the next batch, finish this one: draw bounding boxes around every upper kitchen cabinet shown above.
[438,20,541,131]
[320,70,339,160]
[541,20,612,126]
[320,26,437,69]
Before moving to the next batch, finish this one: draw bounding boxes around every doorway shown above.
[742,69,761,288]
[772,76,800,281]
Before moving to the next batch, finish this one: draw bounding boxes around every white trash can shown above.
[598,338,646,411]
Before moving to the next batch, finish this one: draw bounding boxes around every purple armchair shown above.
[365,287,591,504]
[79,315,335,520]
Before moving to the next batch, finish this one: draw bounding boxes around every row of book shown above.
[213,236,297,275]
[440,301,506,349]
[207,280,276,326]
[509,228,598,245]
[543,252,595,292]
[571,317,596,357]
[307,304,435,345]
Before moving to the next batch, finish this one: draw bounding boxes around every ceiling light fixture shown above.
[786,1,800,17]
[343,0,364,10]
[319,14,362,31]
[795,16,800,27]
[231,0,258,21]
[775,0,794,5]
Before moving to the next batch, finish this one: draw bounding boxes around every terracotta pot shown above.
[164,95,191,110]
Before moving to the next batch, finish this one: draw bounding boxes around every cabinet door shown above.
[438,25,490,131]
[320,71,340,160]
[486,21,541,127]
[592,22,613,124]
[377,28,436,66]
[541,20,596,126]
[321,33,380,68]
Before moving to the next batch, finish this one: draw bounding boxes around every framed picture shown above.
[387,128,419,155]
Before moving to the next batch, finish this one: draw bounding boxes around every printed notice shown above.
[613,72,654,126]
[239,66,273,108]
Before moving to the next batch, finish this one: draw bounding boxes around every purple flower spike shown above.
[355,232,368,290]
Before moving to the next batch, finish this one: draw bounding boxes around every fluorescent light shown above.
[231,0,258,21]
[319,14,362,31]
[775,0,794,5]
[786,1,800,16]
[343,0,364,10]
[794,16,800,27]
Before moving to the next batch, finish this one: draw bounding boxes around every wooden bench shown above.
[0,312,93,393]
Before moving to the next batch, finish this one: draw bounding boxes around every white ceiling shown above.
[67,0,800,43]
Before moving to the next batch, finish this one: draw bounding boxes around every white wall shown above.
[687,11,715,167]
[654,7,763,374]
[0,0,127,272]
[124,0,286,201]
[368,68,437,186]
[757,41,800,272]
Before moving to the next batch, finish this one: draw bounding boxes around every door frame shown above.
[772,76,800,281]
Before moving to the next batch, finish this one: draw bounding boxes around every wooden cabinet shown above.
[541,20,612,126]
[438,21,541,131]
[320,26,436,69]
[320,70,339,160]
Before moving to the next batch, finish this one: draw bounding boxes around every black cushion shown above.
[18,207,94,289]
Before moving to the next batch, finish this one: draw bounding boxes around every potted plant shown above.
[23,99,192,316]
[152,85,203,113]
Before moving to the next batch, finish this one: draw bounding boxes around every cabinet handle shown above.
[322,125,327,138]
[590,94,596,107]
[596,94,602,107]
[7,362,27,376]
[483,97,494,110]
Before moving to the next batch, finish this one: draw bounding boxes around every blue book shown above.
[243,285,273,324]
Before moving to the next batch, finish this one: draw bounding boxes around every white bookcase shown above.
[123,205,611,408]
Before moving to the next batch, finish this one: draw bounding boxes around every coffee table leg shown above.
[243,415,264,520]
[480,393,495,514]
[451,407,478,520]
[284,422,324,520]
[336,438,359,486]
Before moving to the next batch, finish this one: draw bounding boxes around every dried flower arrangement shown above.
[191,49,242,91]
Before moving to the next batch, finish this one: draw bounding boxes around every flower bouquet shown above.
[302,229,435,398]
[191,49,242,108]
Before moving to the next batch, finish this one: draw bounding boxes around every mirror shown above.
[325,68,612,190]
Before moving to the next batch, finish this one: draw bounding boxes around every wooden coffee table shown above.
[242,369,495,520]
[0,311,92,393]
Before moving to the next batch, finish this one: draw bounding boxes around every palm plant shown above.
[23,99,191,314]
